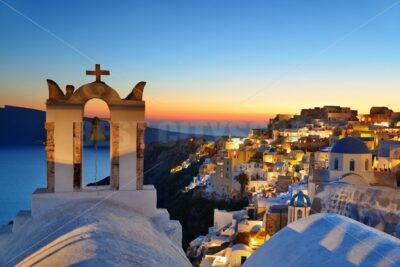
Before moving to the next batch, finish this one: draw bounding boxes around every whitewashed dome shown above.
[0,199,191,267]
[243,214,400,267]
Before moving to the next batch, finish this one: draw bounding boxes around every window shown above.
[297,209,303,220]
[241,256,247,265]
[334,158,339,170]
[350,159,355,171]
[365,159,369,171]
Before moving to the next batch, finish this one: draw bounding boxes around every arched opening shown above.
[396,171,400,187]
[365,159,369,171]
[241,256,247,265]
[297,209,303,220]
[83,99,111,188]
[349,159,355,171]
[334,158,339,170]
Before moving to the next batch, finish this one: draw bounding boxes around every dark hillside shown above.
[0,105,216,145]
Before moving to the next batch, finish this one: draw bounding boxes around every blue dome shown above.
[290,191,311,207]
[269,147,277,153]
[331,137,370,154]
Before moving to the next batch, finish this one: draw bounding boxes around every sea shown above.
[0,145,110,224]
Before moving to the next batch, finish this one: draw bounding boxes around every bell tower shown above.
[44,64,147,192]
[288,191,311,224]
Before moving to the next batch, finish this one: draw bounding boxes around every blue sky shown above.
[1,0,399,120]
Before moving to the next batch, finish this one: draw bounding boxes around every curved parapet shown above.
[68,82,122,105]
[47,79,65,101]
[339,172,369,185]
[65,85,75,99]
[125,81,146,101]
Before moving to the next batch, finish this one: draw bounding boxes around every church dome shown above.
[242,214,400,267]
[289,191,311,207]
[331,137,370,154]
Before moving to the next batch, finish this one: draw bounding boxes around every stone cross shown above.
[86,64,110,82]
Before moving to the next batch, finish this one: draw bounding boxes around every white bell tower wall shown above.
[46,105,82,192]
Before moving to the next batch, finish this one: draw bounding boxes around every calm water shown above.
[0,146,109,224]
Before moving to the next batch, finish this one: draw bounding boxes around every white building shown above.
[287,191,311,224]
[329,137,374,185]
[229,244,254,267]
[234,161,266,180]
[225,137,245,150]
[377,140,400,172]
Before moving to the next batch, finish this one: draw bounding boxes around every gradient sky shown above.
[1,0,400,122]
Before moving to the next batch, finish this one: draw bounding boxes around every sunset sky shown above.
[1,0,400,122]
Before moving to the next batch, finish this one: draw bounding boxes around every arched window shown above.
[297,209,303,220]
[334,158,339,170]
[350,159,355,171]
[365,159,369,171]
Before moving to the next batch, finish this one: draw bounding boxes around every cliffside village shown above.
[182,106,400,266]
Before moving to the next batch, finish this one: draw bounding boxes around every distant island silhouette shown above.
[0,105,216,145]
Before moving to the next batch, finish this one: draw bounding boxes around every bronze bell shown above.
[90,117,105,142]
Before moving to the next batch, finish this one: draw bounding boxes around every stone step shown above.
[151,209,182,246]
[13,210,32,233]
[151,209,171,230]
[165,220,183,246]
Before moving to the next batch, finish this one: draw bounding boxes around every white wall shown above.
[214,209,234,232]
[238,220,262,233]
[111,107,145,190]
[32,185,158,218]
[229,246,253,267]
[46,100,145,192]
[288,206,310,224]
[329,153,373,182]
[46,106,82,192]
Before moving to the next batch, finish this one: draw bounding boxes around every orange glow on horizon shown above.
[52,97,272,122]
[146,110,270,122]
[145,100,272,122]
[5,95,394,123]
[3,100,272,122]
[84,99,110,118]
